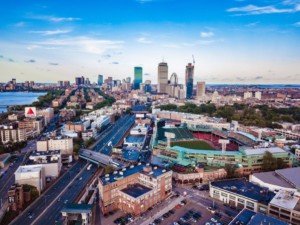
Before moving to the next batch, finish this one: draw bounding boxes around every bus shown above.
[87,164,93,171]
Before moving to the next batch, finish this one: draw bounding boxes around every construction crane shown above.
[192,55,195,65]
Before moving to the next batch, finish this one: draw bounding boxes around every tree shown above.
[125,107,132,114]
[104,165,115,174]
[225,164,237,178]
[261,151,278,172]
[74,144,80,155]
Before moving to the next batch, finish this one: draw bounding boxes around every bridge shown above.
[79,149,112,167]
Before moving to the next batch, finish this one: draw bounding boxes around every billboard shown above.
[25,107,37,118]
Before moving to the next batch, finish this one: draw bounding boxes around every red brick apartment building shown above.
[98,163,172,216]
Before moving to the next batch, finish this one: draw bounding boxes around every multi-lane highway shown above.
[10,159,97,225]
[93,114,136,154]
[0,140,36,206]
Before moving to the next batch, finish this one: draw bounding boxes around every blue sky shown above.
[0,0,299,84]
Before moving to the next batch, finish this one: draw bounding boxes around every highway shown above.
[9,160,97,225]
[0,140,36,206]
[93,114,136,155]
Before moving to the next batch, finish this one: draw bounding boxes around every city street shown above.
[9,160,97,225]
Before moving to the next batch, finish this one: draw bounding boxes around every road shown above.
[93,114,136,155]
[0,140,36,206]
[10,159,97,225]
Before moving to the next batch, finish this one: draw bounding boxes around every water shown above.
[0,92,46,113]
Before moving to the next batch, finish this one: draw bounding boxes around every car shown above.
[207,207,216,213]
[64,200,68,204]
[173,222,179,225]
[211,218,218,223]
[176,204,182,209]
[169,209,175,214]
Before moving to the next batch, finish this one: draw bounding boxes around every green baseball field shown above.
[170,140,214,150]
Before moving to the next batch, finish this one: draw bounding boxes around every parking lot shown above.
[148,198,216,225]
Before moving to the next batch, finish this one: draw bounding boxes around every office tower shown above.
[63,81,70,87]
[134,67,143,90]
[244,91,253,99]
[144,80,151,93]
[126,77,131,83]
[57,81,63,87]
[75,77,81,85]
[196,82,206,97]
[158,62,168,93]
[12,78,16,85]
[85,78,90,85]
[29,81,35,88]
[24,81,29,88]
[98,75,103,86]
[255,91,262,100]
[185,63,194,99]
[116,80,121,87]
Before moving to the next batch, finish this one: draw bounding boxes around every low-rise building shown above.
[8,184,24,211]
[210,179,275,214]
[98,163,172,216]
[0,153,11,168]
[61,204,93,225]
[250,167,300,192]
[37,136,73,155]
[269,190,300,225]
[15,165,46,193]
[28,150,62,180]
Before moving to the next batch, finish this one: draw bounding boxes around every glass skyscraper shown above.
[185,63,194,99]
[134,66,143,90]
[98,75,103,86]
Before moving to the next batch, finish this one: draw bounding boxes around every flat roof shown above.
[31,150,61,156]
[122,148,140,161]
[16,165,43,173]
[230,209,288,225]
[125,135,145,144]
[270,190,300,210]
[275,167,300,188]
[120,183,152,198]
[172,146,243,156]
[61,204,93,213]
[237,131,261,142]
[243,147,286,156]
[100,163,168,185]
[252,171,295,189]
[211,179,275,204]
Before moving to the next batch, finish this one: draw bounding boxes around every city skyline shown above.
[0,0,300,84]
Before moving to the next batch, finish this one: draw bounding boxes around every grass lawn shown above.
[171,140,214,150]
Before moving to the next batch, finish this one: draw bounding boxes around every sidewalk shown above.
[0,201,8,223]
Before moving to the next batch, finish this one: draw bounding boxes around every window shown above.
[281,209,290,215]
[238,198,245,203]
[229,195,236,200]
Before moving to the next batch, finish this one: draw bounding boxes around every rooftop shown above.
[275,167,300,189]
[125,135,145,144]
[100,163,169,185]
[229,209,288,225]
[30,150,61,157]
[270,190,300,210]
[15,165,43,173]
[172,146,243,156]
[242,147,286,156]
[211,179,275,204]
[237,131,261,142]
[252,172,295,189]
[120,183,152,198]
[61,204,93,214]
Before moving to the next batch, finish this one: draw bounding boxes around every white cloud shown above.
[30,15,81,22]
[227,4,299,15]
[15,22,25,27]
[245,22,259,27]
[136,0,153,3]
[294,21,300,26]
[200,31,214,38]
[32,36,123,54]
[136,37,152,44]
[26,45,40,50]
[29,29,72,35]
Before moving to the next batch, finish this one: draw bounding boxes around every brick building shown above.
[98,163,172,216]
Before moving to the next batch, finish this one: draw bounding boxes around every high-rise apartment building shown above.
[255,91,262,100]
[133,67,143,90]
[157,62,168,93]
[185,63,194,99]
[98,75,103,86]
[196,82,206,98]
[75,76,85,85]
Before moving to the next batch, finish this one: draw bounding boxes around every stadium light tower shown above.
[219,139,229,153]
[165,132,175,148]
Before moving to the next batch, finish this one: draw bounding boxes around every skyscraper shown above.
[98,75,103,86]
[185,63,194,99]
[75,76,85,85]
[157,62,168,93]
[196,82,206,98]
[134,67,143,90]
